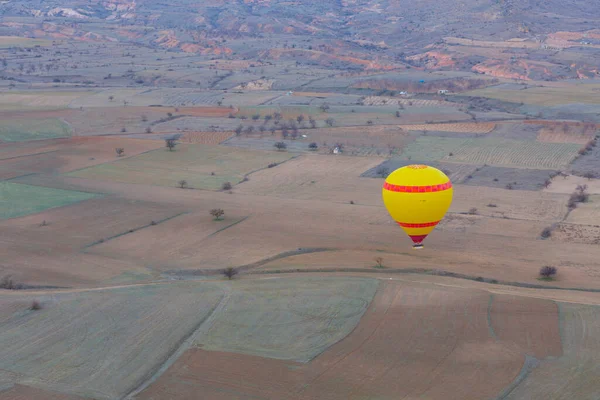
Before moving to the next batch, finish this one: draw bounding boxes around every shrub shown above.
[115,147,125,157]
[468,207,478,215]
[475,277,484,282]
[268,162,278,168]
[210,208,225,220]
[374,257,384,269]
[150,220,157,225]
[223,267,238,280]
[221,182,232,191]
[178,180,188,189]
[308,142,318,151]
[30,300,42,310]
[274,141,287,151]
[539,266,557,279]
[540,226,552,239]
[487,203,497,208]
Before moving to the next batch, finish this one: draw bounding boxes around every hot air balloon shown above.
[382,164,453,249]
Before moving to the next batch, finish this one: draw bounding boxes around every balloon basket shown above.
[412,244,424,250]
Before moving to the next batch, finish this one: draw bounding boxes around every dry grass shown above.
[400,122,496,133]
[179,131,233,144]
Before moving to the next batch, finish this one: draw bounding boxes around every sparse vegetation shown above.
[568,184,589,209]
[210,208,225,220]
[0,275,24,290]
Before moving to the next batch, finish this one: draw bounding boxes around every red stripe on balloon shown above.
[398,221,440,228]
[383,181,452,193]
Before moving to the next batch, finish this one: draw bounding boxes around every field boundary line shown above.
[82,211,189,250]
[65,146,167,175]
[487,294,498,340]
[0,149,60,162]
[249,267,600,294]
[123,285,232,400]
[236,154,302,185]
[494,355,541,400]
[205,215,251,238]
[164,247,334,277]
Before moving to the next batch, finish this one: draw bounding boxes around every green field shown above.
[0,118,72,142]
[0,282,225,399]
[400,136,580,169]
[68,144,294,190]
[196,277,379,362]
[0,182,97,219]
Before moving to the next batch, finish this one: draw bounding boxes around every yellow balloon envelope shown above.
[382,164,453,249]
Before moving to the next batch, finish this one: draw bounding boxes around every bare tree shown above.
[165,138,177,151]
[374,257,384,268]
[297,114,305,124]
[234,125,244,136]
[325,117,335,127]
[210,208,225,220]
[115,147,125,157]
[320,103,330,112]
[222,267,238,280]
[309,117,317,129]
[274,141,287,151]
[178,180,188,189]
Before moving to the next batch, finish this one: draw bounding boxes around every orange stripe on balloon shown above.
[383,181,452,193]
[397,221,440,228]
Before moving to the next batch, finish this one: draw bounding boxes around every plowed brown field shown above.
[140,281,566,400]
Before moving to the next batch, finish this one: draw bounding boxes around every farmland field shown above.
[0,92,86,111]
[399,122,496,133]
[464,84,600,106]
[179,131,233,144]
[196,277,379,362]
[0,282,225,399]
[141,281,561,400]
[503,303,600,400]
[67,144,294,190]
[399,136,580,169]
[0,182,96,220]
[0,118,71,142]
[237,154,384,204]
[0,36,52,48]
[462,165,557,190]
